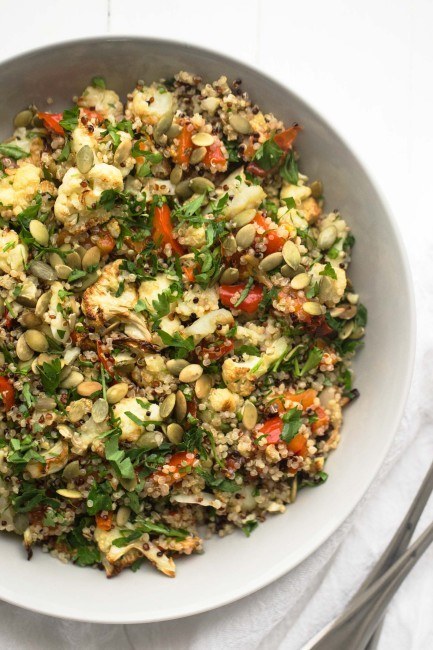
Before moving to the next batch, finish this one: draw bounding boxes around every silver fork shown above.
[303,459,433,650]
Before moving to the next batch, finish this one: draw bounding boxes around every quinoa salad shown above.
[0,72,366,578]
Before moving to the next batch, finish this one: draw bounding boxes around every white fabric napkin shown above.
[0,249,431,650]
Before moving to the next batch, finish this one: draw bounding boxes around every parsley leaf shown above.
[37,358,62,395]
[281,407,302,442]
[280,151,299,184]
[242,520,258,537]
[57,139,71,162]
[59,106,79,132]
[299,347,323,376]
[157,331,195,358]
[0,144,30,160]
[196,468,239,493]
[319,262,337,280]
[254,137,283,171]
[234,277,254,307]
[86,481,112,515]
[105,435,134,480]
[91,76,106,89]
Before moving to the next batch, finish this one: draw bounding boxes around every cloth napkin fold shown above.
[0,254,431,650]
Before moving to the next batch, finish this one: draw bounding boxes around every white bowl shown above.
[0,37,415,623]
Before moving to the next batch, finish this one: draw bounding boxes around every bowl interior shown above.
[0,38,414,623]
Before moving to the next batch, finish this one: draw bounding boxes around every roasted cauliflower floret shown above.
[78,85,123,120]
[0,229,28,275]
[280,181,311,206]
[208,388,241,413]
[177,224,207,248]
[222,356,260,397]
[225,181,266,218]
[127,85,174,124]
[0,164,42,216]
[44,281,79,343]
[26,441,68,479]
[71,121,101,156]
[310,262,347,306]
[138,274,176,312]
[54,163,123,232]
[175,286,219,319]
[183,308,234,343]
[113,397,161,442]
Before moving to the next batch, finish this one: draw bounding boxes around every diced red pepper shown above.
[0,377,15,410]
[197,339,234,361]
[4,309,13,330]
[152,204,184,256]
[37,112,65,135]
[311,405,330,433]
[81,108,104,124]
[259,416,283,444]
[92,230,116,255]
[219,283,263,313]
[182,265,196,283]
[254,213,285,254]
[96,512,113,531]
[151,451,196,487]
[273,125,301,152]
[202,141,227,170]
[173,125,194,165]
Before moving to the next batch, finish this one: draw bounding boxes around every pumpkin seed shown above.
[55,264,73,280]
[175,390,187,421]
[222,234,237,255]
[175,179,193,199]
[61,371,84,389]
[235,223,256,250]
[190,146,207,165]
[310,180,323,199]
[14,109,33,128]
[106,382,129,404]
[242,401,258,430]
[13,513,30,534]
[116,506,131,526]
[282,240,301,270]
[339,321,354,340]
[317,225,337,251]
[21,311,42,329]
[154,111,174,143]
[259,252,283,273]
[166,423,184,445]
[34,397,56,412]
[232,208,256,228]
[179,364,203,383]
[137,431,163,449]
[347,292,359,305]
[167,123,182,139]
[113,138,132,164]
[16,335,33,361]
[29,260,56,282]
[76,145,94,174]
[350,325,365,340]
[160,393,176,419]
[189,177,215,194]
[77,380,102,396]
[0,297,4,318]
[82,246,101,270]
[339,304,357,320]
[92,398,109,423]
[291,272,310,290]
[62,460,81,480]
[49,252,63,268]
[170,164,183,185]
[303,301,324,316]
[65,251,82,269]
[24,329,48,353]
[195,374,212,399]
[73,271,98,292]
[281,264,294,278]
[59,365,73,382]
[166,359,189,376]
[29,219,49,246]
[229,113,252,134]
[290,476,298,503]
[220,267,239,285]
[319,276,334,303]
[191,132,214,147]
[15,291,38,308]
[56,489,82,499]
[0,352,4,365]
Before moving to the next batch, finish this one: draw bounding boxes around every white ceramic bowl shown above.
[0,37,415,623]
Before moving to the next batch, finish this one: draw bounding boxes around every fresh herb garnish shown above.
[281,407,303,442]
[0,144,29,160]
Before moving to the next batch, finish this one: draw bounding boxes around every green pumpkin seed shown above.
[242,401,258,430]
[0,297,4,318]
[55,264,73,280]
[175,179,193,199]
[24,329,48,353]
[259,252,283,273]
[61,370,84,389]
[222,234,237,255]
[339,304,358,320]
[65,251,82,269]
[21,311,42,329]
[34,397,57,412]
[229,113,252,135]
[29,220,49,246]
[350,325,365,340]
[14,109,33,128]
[281,264,294,278]
[113,138,132,164]
[170,165,183,185]
[72,271,98,292]
[92,398,109,424]
[232,208,256,228]
[303,301,324,316]
[310,180,323,199]
[195,374,212,399]
[82,246,101,270]
[160,393,176,419]
[317,225,337,251]
[220,267,239,284]
[49,252,63,269]
[166,423,184,445]
[62,460,80,480]
[339,321,354,340]
[106,382,128,404]
[30,260,56,282]
[179,364,203,383]
[291,272,310,290]
[190,146,207,165]
[116,506,131,526]
[56,489,82,499]
[154,112,174,143]
[235,223,256,250]
[191,132,214,147]
[166,359,189,376]
[13,513,30,534]
[282,240,301,270]
[167,123,182,140]
[175,390,187,422]
[290,476,298,503]
[16,334,33,361]
[189,177,215,194]
[76,145,94,174]
[137,431,163,449]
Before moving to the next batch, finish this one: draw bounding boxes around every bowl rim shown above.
[0,34,416,624]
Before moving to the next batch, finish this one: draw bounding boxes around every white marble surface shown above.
[1,0,432,647]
